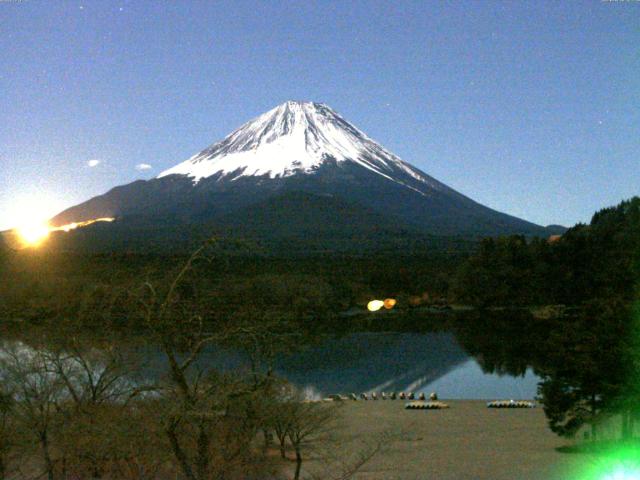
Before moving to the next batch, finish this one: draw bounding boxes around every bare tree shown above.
[43,340,145,478]
[0,344,66,480]
[0,387,16,480]
[286,401,337,480]
[63,399,169,480]
[138,241,277,480]
[0,338,151,480]
[262,381,299,460]
[46,341,138,409]
[266,385,391,480]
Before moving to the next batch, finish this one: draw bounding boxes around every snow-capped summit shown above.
[52,101,559,247]
[158,101,439,193]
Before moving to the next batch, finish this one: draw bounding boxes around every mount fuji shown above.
[158,101,449,190]
[51,101,560,253]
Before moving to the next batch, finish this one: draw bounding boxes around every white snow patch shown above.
[158,101,443,194]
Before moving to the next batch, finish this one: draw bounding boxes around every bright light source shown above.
[383,298,397,309]
[578,446,640,480]
[11,213,115,249]
[7,194,59,247]
[603,467,640,480]
[17,221,50,247]
[367,300,384,312]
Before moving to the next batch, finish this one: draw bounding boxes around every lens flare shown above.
[367,300,384,312]
[602,467,640,480]
[17,221,50,247]
[575,443,640,480]
[10,217,115,248]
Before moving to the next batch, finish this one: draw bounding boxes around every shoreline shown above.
[303,400,597,480]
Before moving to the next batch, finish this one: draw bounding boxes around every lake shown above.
[2,330,541,401]
[159,331,540,400]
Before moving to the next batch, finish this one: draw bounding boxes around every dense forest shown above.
[455,197,640,443]
[0,239,467,331]
[455,197,640,307]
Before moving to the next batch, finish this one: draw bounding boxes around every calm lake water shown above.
[4,331,540,401]
[160,331,540,400]
[272,332,540,400]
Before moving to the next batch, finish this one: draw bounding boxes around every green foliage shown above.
[453,236,543,306]
[537,300,632,438]
[455,197,640,440]
[455,196,640,307]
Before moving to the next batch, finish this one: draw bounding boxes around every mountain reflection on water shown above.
[1,329,541,400]
[273,332,539,399]
[142,331,540,400]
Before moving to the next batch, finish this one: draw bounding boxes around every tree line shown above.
[454,197,640,443]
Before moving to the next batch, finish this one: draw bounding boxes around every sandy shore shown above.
[315,400,597,480]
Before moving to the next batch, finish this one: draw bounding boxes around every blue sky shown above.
[1,0,638,230]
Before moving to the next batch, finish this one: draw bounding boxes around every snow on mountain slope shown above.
[51,99,554,244]
[158,101,444,195]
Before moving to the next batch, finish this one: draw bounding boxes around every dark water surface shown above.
[2,329,540,400]
[138,331,539,400]
[272,332,539,399]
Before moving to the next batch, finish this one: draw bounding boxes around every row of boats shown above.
[405,400,535,410]
[323,393,536,409]
[486,400,536,408]
[328,392,439,401]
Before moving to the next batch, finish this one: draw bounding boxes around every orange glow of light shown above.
[14,217,115,248]
[17,221,50,247]
[53,217,114,232]
[383,298,397,309]
[367,300,384,312]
